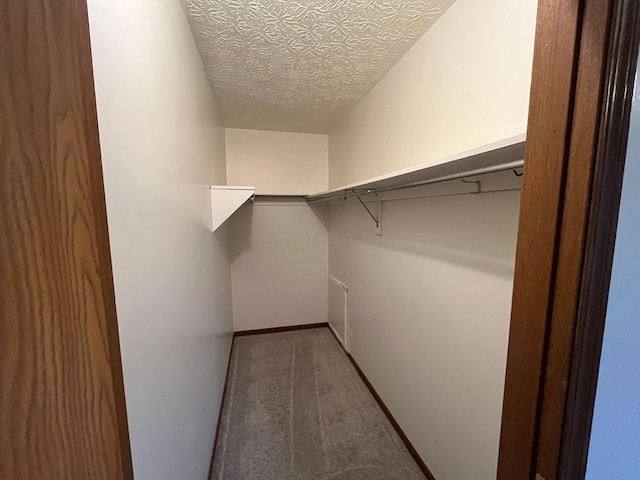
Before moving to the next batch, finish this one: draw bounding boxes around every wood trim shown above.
[207,335,236,480]
[559,0,640,477]
[498,0,585,476]
[499,0,639,478]
[233,322,330,337]
[326,327,437,480]
[534,0,613,477]
[78,4,135,477]
[0,1,132,478]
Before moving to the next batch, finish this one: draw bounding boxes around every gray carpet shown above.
[212,328,426,480]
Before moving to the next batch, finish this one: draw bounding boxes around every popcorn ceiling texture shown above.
[181,0,455,133]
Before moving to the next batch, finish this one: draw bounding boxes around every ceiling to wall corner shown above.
[181,0,456,133]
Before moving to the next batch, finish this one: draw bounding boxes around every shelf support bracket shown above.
[351,190,379,228]
[461,179,482,194]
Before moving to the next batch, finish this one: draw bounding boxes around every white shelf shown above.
[306,134,526,202]
[210,185,255,232]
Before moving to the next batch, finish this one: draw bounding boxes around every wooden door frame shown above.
[558,0,640,476]
[1,1,133,478]
[498,0,640,479]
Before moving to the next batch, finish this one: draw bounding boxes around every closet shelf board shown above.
[210,185,255,232]
[306,134,526,202]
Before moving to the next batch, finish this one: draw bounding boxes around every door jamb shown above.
[498,0,640,478]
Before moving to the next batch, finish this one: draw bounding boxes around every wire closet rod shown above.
[306,159,524,204]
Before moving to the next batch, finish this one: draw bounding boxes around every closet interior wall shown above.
[325,0,537,479]
[225,128,328,195]
[228,199,329,332]
[328,175,521,480]
[87,1,233,479]
[226,129,330,331]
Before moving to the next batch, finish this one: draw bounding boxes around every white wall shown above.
[229,200,329,331]
[226,128,328,194]
[324,1,536,478]
[87,1,233,479]
[329,0,537,187]
[225,129,330,332]
[329,184,521,480]
[586,63,640,480]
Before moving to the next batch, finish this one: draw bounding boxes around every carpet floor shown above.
[212,327,426,480]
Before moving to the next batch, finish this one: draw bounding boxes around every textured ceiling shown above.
[181,0,456,133]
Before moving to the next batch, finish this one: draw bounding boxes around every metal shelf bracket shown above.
[346,189,383,234]
[355,195,379,227]
[461,179,482,194]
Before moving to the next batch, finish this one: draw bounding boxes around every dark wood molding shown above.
[559,0,640,477]
[534,0,613,476]
[498,0,585,476]
[207,335,236,480]
[326,327,437,480]
[79,5,135,477]
[0,1,132,478]
[499,0,639,478]
[233,322,330,337]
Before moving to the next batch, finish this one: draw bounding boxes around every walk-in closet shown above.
[86,0,538,479]
[2,0,541,479]
[8,0,640,478]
